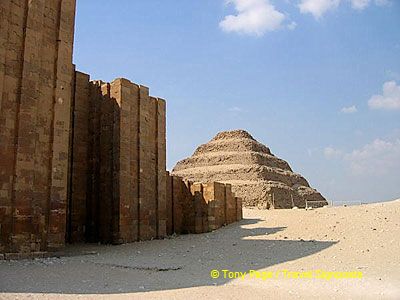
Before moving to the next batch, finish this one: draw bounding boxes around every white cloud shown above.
[324,146,343,159]
[341,105,358,114]
[368,81,400,111]
[351,0,390,9]
[220,0,286,36]
[287,21,297,30]
[298,0,388,18]
[350,0,370,10]
[325,136,400,177]
[345,138,400,175]
[228,106,243,112]
[298,0,340,19]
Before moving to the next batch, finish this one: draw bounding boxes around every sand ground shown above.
[1,199,399,299]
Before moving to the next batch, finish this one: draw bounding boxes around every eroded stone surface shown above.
[173,130,327,209]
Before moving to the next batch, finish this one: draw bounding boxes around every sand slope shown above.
[0,199,399,299]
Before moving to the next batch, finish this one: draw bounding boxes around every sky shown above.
[73,0,400,204]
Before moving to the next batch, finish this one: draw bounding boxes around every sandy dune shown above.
[1,199,399,299]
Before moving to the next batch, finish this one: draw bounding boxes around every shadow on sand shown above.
[0,218,336,294]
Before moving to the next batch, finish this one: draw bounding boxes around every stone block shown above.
[68,71,90,243]
[172,176,184,234]
[190,182,207,233]
[157,99,167,238]
[181,181,195,234]
[203,182,225,231]
[225,184,237,225]
[138,87,157,240]
[166,172,173,236]
[236,197,243,221]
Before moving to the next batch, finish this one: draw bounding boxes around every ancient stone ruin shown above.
[69,76,168,244]
[173,130,328,209]
[0,0,241,259]
[166,176,242,235]
[0,0,77,256]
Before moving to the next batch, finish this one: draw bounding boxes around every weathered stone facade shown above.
[166,174,242,235]
[0,0,168,255]
[68,75,167,244]
[173,130,328,209]
[0,0,76,255]
[0,0,242,258]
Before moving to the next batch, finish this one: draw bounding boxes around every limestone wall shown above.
[68,75,167,244]
[0,0,76,256]
[166,175,243,235]
[0,0,241,258]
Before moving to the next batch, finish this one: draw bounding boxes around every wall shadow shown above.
[0,217,336,294]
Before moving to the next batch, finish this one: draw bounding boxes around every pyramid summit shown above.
[172,130,327,209]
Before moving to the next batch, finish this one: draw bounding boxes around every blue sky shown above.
[73,0,400,204]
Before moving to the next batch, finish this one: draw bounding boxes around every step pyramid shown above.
[172,130,327,209]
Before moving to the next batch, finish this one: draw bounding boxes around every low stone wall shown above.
[166,174,243,235]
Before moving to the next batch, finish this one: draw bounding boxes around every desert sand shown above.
[0,199,399,300]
